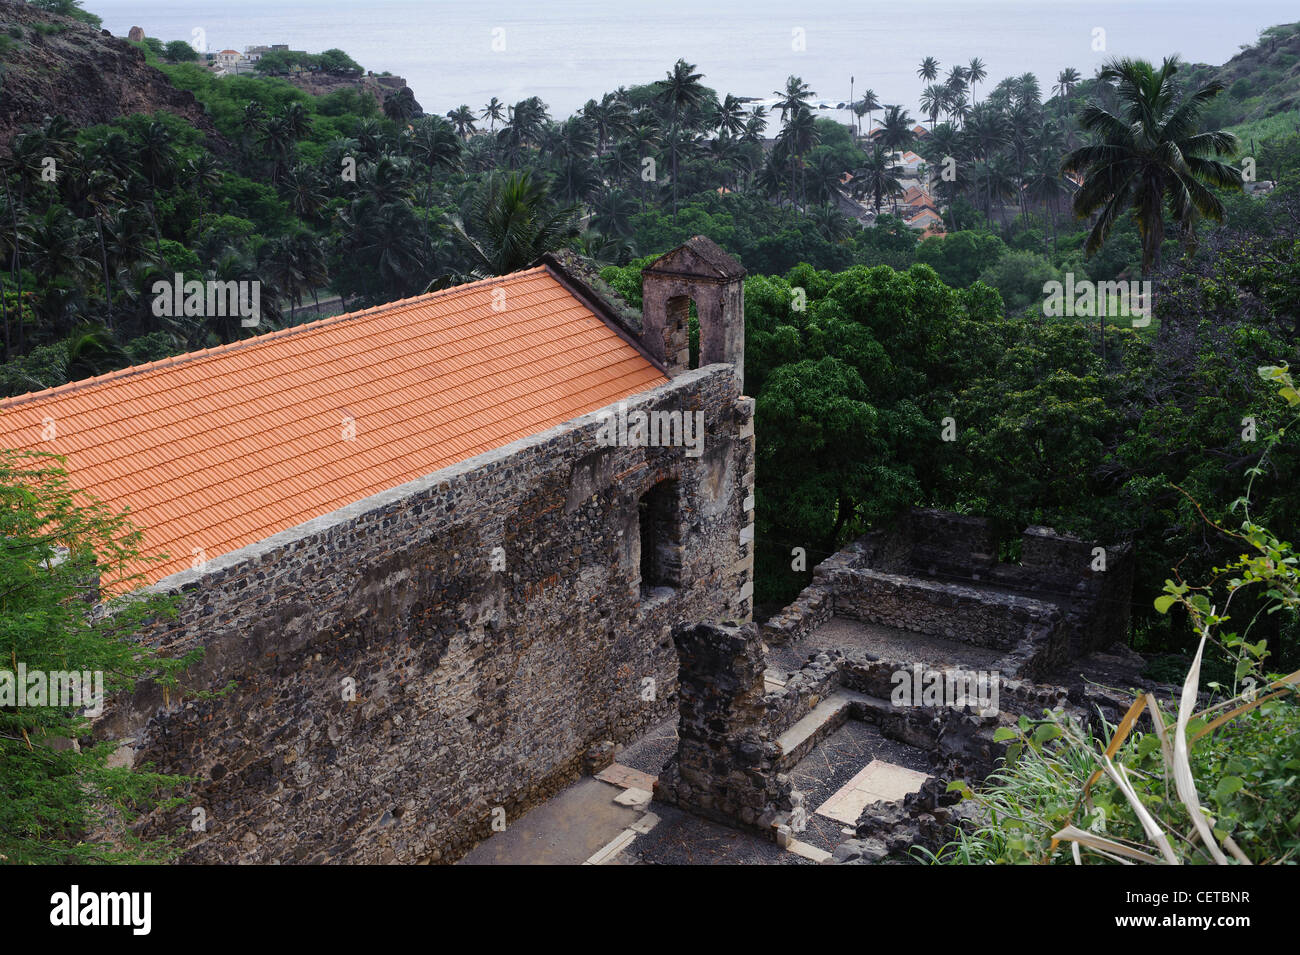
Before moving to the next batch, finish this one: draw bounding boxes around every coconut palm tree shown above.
[240,101,268,150]
[338,198,428,301]
[920,85,946,130]
[774,75,815,125]
[852,145,904,215]
[773,105,820,210]
[1061,56,1242,275]
[494,97,551,167]
[352,118,387,160]
[446,105,477,139]
[281,164,327,222]
[971,157,1018,226]
[810,202,853,241]
[943,87,971,128]
[591,187,638,239]
[65,324,131,381]
[963,103,1010,218]
[186,153,223,218]
[715,94,747,137]
[1054,67,1081,104]
[853,89,881,138]
[876,106,916,151]
[967,57,988,104]
[917,57,940,82]
[24,205,94,292]
[626,120,662,210]
[481,97,506,132]
[657,60,708,217]
[136,120,178,240]
[407,117,462,246]
[360,154,412,207]
[451,170,581,277]
[805,151,846,207]
[584,93,631,154]
[601,140,641,191]
[81,169,121,327]
[261,234,307,322]
[261,114,299,186]
[383,88,421,124]
[660,59,708,124]
[1024,155,1070,247]
[550,117,600,204]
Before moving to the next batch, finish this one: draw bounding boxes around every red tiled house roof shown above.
[0,267,667,584]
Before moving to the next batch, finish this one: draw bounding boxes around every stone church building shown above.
[0,236,754,863]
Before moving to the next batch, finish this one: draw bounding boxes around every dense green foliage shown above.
[0,450,198,863]
[932,377,1300,864]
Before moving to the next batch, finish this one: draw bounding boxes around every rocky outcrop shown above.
[0,4,225,151]
[281,72,424,117]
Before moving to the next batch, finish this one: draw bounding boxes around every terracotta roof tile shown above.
[0,267,667,584]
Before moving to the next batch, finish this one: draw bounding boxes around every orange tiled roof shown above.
[0,267,667,584]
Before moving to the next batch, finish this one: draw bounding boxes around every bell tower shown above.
[640,236,746,387]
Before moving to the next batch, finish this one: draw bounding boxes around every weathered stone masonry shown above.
[657,509,1137,849]
[101,240,757,864]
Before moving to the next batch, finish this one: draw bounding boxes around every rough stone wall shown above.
[907,509,998,577]
[655,622,796,838]
[762,654,841,743]
[831,567,1064,663]
[1001,527,1136,657]
[106,364,753,864]
[656,515,1140,848]
[759,545,863,645]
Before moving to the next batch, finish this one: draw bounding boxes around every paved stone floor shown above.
[618,803,812,865]
[766,616,1007,676]
[614,717,677,776]
[785,719,933,853]
[457,777,640,865]
[455,712,936,865]
[815,760,929,825]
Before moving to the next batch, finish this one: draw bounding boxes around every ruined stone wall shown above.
[655,622,796,837]
[765,512,1134,666]
[106,365,754,864]
[830,568,1063,659]
[759,545,863,645]
[997,527,1136,657]
[907,509,998,576]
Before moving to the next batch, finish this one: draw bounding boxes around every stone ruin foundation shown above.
[654,509,1151,862]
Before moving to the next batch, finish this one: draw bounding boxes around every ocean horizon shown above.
[90,0,1298,122]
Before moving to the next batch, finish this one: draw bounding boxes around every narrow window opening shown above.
[637,479,682,598]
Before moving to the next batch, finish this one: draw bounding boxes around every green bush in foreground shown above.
[0,449,199,864]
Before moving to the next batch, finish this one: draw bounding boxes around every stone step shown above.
[596,763,657,792]
[775,689,871,770]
